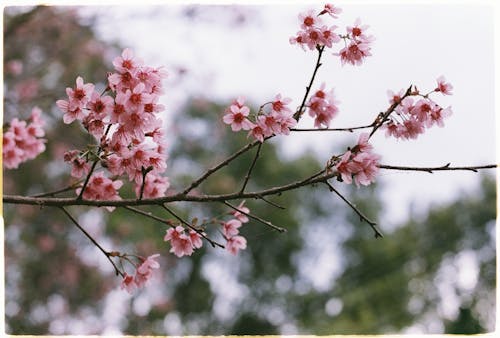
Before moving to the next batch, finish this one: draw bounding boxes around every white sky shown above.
[81,2,496,226]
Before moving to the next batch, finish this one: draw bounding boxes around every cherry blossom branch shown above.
[324,181,383,238]
[239,142,263,193]
[59,206,123,276]
[378,163,497,173]
[368,85,413,138]
[30,180,83,198]
[293,45,325,121]
[76,124,112,200]
[223,200,287,233]
[161,204,225,249]
[291,123,374,133]
[4,161,496,209]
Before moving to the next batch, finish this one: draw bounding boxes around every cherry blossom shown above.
[222,219,242,238]
[226,235,247,255]
[335,134,381,187]
[320,3,342,18]
[135,254,160,288]
[164,226,195,257]
[223,102,253,131]
[3,107,46,169]
[307,83,339,128]
[435,75,453,95]
[120,273,137,294]
[232,201,250,223]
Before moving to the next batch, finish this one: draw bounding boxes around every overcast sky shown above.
[79,2,497,226]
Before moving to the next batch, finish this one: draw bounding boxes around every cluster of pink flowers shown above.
[289,5,341,51]
[75,172,122,212]
[307,83,340,128]
[223,95,296,142]
[290,4,373,66]
[57,48,169,201]
[121,254,160,294]
[335,133,381,187]
[383,76,453,140]
[164,226,204,257]
[3,107,46,169]
[222,201,249,255]
[337,18,374,66]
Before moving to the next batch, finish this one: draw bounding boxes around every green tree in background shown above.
[3,5,495,335]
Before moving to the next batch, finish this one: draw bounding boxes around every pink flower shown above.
[335,135,380,187]
[76,172,122,210]
[135,174,170,199]
[113,48,143,74]
[164,226,194,257]
[319,25,340,48]
[307,83,339,128]
[338,41,372,66]
[222,219,242,238]
[56,99,86,124]
[356,133,373,153]
[347,18,372,43]
[3,108,46,169]
[271,94,292,115]
[299,9,322,29]
[121,273,137,294]
[88,91,114,118]
[226,235,247,255]
[435,76,453,95]
[223,104,253,131]
[232,201,250,223]
[189,230,203,249]
[135,254,160,288]
[351,151,380,187]
[387,89,404,105]
[248,116,270,143]
[320,4,342,18]
[66,76,94,110]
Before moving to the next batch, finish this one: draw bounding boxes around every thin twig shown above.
[378,163,497,173]
[77,124,113,200]
[30,180,83,197]
[294,45,325,121]
[181,139,265,195]
[161,204,225,249]
[291,124,374,133]
[223,200,287,233]
[123,205,175,227]
[368,85,413,139]
[324,181,383,238]
[59,206,123,276]
[253,194,286,210]
[240,142,263,194]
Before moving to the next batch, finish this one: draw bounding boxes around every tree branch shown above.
[181,138,265,195]
[239,142,263,194]
[161,204,225,249]
[59,206,122,276]
[324,181,383,238]
[223,200,287,233]
[294,45,325,121]
[378,163,497,173]
[291,123,374,133]
[4,162,496,208]
[368,85,413,139]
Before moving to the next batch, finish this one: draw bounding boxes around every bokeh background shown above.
[2,3,496,334]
